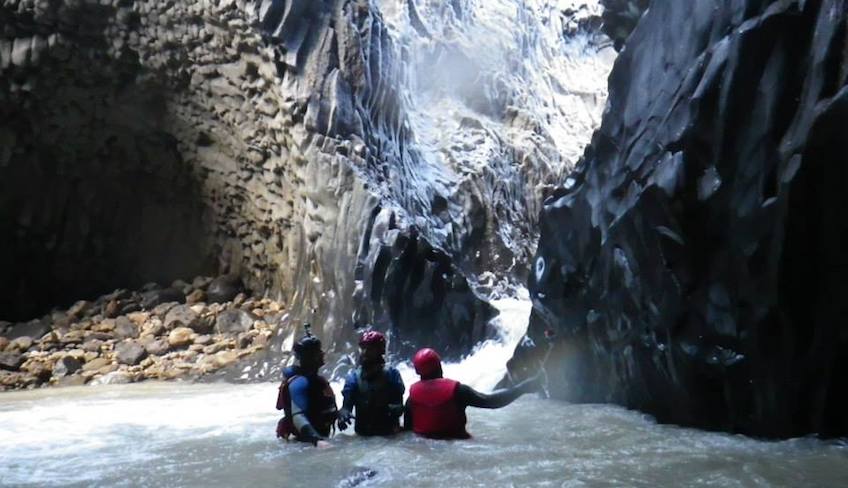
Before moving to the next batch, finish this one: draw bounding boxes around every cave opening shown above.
[0,13,217,323]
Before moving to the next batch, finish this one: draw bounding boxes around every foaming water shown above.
[2,295,847,487]
[393,290,531,392]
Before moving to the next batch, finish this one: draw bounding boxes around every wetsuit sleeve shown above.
[455,377,536,409]
[341,371,357,412]
[289,376,323,444]
[389,368,405,403]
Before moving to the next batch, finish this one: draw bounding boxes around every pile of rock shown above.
[0,275,283,391]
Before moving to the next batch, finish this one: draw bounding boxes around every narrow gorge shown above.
[2,0,847,445]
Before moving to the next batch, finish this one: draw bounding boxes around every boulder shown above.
[82,357,111,372]
[115,341,147,366]
[0,336,9,351]
[5,320,50,340]
[168,327,195,348]
[22,361,52,383]
[194,334,213,346]
[0,352,24,371]
[186,289,206,304]
[140,288,185,310]
[93,319,116,333]
[215,309,255,334]
[206,275,243,304]
[8,336,33,352]
[86,332,113,342]
[61,330,86,345]
[114,316,138,339]
[53,356,83,377]
[82,339,103,352]
[126,312,150,326]
[144,338,170,356]
[164,305,202,331]
[141,320,165,337]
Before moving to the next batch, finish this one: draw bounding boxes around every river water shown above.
[2,296,847,487]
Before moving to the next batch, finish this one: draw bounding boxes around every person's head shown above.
[358,330,386,366]
[412,348,442,380]
[293,332,324,371]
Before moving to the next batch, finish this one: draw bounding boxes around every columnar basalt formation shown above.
[512,0,848,437]
[5,0,618,371]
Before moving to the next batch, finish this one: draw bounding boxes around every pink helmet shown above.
[412,348,442,378]
[359,330,386,350]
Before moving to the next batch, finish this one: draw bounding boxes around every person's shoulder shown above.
[385,366,404,379]
[288,374,310,391]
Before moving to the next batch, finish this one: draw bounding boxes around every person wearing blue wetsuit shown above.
[337,331,405,436]
[276,326,338,448]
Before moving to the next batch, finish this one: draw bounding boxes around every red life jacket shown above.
[409,378,469,439]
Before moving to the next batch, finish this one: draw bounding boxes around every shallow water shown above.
[3,298,846,487]
[1,382,847,488]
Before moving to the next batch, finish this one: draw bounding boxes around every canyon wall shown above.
[512,0,848,437]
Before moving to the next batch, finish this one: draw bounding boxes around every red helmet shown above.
[359,330,386,350]
[412,348,442,378]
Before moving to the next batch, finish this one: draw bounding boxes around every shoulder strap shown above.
[276,374,301,411]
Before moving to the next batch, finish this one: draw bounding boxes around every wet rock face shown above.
[0,0,216,321]
[0,0,501,364]
[599,0,649,50]
[351,208,496,360]
[513,0,848,438]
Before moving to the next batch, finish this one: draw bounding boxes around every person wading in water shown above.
[337,330,405,436]
[275,324,338,448]
[405,347,541,439]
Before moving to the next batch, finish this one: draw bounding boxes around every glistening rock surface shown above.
[511,0,848,438]
[1,0,613,371]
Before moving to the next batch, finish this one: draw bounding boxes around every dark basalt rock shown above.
[52,356,83,377]
[140,288,186,311]
[215,309,255,334]
[113,316,138,339]
[0,351,24,371]
[5,319,50,341]
[350,208,496,361]
[206,275,244,304]
[599,0,649,51]
[510,0,848,438]
[114,340,147,366]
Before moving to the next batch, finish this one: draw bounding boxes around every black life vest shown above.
[353,366,400,436]
[276,370,337,440]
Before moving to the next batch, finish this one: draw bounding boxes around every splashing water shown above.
[392,289,532,393]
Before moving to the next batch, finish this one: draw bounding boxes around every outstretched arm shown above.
[289,377,323,445]
[456,376,540,409]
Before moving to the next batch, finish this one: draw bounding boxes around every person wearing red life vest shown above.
[405,348,541,439]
